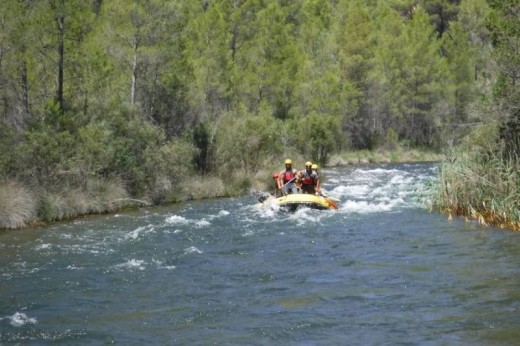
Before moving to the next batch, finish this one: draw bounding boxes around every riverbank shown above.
[0,148,444,231]
[328,148,444,166]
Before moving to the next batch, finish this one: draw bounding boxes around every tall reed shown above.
[432,146,520,231]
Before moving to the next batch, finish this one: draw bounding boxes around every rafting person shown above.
[311,163,321,195]
[272,172,281,197]
[277,159,299,194]
[299,161,319,195]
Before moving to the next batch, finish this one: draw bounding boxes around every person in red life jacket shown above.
[299,161,319,194]
[277,159,299,194]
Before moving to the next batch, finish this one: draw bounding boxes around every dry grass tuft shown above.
[182,176,225,200]
[86,178,128,212]
[0,182,38,229]
[39,178,129,222]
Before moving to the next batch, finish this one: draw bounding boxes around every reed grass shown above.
[432,148,520,231]
[0,182,37,229]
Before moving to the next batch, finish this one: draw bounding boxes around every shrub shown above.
[289,112,342,165]
[215,112,285,174]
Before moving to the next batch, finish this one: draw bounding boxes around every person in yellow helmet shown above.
[299,161,319,194]
[277,159,299,194]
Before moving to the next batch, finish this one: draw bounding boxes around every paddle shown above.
[317,190,339,209]
[279,176,297,196]
[322,194,340,202]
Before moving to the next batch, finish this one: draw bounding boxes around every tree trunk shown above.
[21,61,30,125]
[131,40,138,105]
[55,0,65,112]
[0,46,7,120]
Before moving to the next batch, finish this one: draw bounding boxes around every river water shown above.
[1,163,520,345]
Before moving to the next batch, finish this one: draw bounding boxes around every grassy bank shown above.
[0,169,268,230]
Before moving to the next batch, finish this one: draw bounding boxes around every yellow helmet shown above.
[284,159,292,165]
[305,161,312,167]
[312,164,318,170]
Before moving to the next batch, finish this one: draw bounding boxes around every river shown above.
[1,163,520,345]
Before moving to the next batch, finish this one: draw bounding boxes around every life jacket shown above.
[283,169,295,183]
[300,170,316,185]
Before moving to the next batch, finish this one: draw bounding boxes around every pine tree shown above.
[488,0,520,158]
[399,7,450,147]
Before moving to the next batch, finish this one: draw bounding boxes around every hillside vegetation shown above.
[0,0,504,228]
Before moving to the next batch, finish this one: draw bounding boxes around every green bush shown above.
[99,105,197,199]
[215,112,284,174]
[16,127,76,185]
[289,113,342,165]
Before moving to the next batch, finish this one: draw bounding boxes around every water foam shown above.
[184,246,203,254]
[166,215,211,228]
[166,215,188,224]
[35,243,52,251]
[116,259,146,270]
[2,312,38,327]
[287,207,325,225]
[195,219,211,228]
[152,259,176,270]
[328,164,435,214]
[125,225,155,240]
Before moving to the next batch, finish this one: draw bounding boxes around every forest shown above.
[0,0,517,229]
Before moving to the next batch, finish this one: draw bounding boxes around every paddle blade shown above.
[326,198,339,209]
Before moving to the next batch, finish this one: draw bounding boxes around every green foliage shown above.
[16,126,76,185]
[384,128,400,151]
[0,125,16,177]
[487,0,520,160]
[215,111,284,174]
[290,113,342,165]
[100,106,196,198]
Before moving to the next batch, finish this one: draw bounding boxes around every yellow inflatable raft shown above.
[259,193,339,211]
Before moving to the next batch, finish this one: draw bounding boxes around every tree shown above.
[442,21,476,124]
[231,0,301,116]
[488,0,520,159]
[99,0,177,108]
[337,0,375,148]
[181,1,232,121]
[399,7,450,147]
[46,0,95,115]
[363,3,407,148]
[420,0,461,37]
